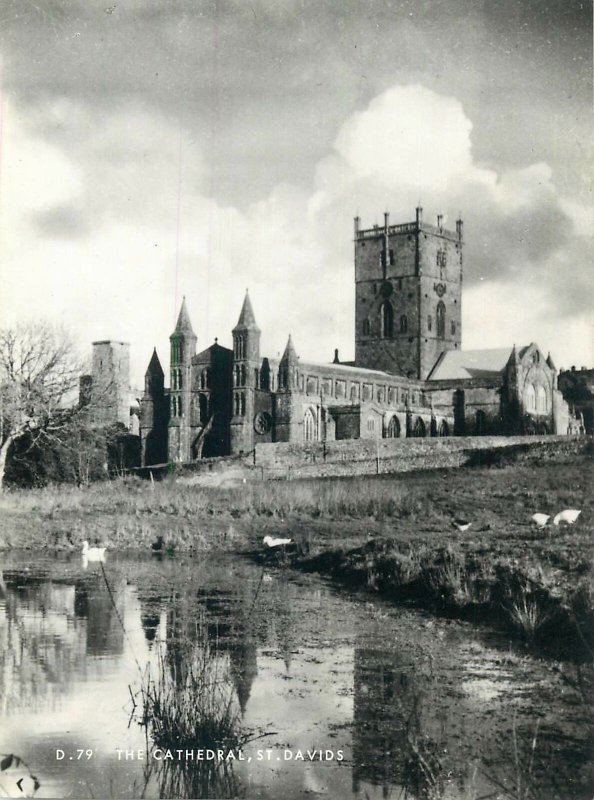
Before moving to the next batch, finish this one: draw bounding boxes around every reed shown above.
[134,616,258,799]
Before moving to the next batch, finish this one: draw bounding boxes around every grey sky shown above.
[0,0,592,382]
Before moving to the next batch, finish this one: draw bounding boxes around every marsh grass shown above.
[134,617,265,799]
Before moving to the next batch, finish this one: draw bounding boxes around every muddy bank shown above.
[259,536,593,662]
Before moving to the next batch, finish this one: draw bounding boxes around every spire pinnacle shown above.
[280,334,298,363]
[172,296,195,336]
[233,290,260,332]
[145,348,164,377]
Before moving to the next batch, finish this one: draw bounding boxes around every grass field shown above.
[1,443,592,655]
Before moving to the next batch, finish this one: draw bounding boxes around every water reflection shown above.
[0,554,590,800]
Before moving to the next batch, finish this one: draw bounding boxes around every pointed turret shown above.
[144,348,164,394]
[173,296,195,336]
[280,334,298,364]
[233,290,260,332]
[145,347,164,377]
[546,352,556,370]
[507,344,520,368]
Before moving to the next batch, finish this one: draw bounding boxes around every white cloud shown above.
[1,85,592,390]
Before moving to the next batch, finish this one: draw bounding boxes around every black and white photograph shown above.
[0,1,592,798]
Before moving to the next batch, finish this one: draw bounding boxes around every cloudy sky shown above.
[0,0,592,387]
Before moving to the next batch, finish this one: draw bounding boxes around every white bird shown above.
[81,541,107,561]
[531,513,550,529]
[553,509,581,526]
[452,520,471,532]
[263,535,293,548]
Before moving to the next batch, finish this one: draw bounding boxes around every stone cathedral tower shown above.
[354,208,463,379]
[168,297,197,462]
[230,291,261,454]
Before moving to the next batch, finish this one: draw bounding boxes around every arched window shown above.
[427,315,432,332]
[240,394,246,415]
[234,394,239,415]
[171,396,177,416]
[380,302,394,338]
[363,318,370,335]
[438,420,449,437]
[177,397,182,416]
[385,415,400,438]
[412,417,426,437]
[177,369,182,390]
[536,385,547,414]
[199,394,208,423]
[525,384,536,412]
[233,366,238,388]
[451,320,456,335]
[240,364,246,386]
[171,371,177,390]
[303,408,317,442]
[400,315,408,334]
[436,302,446,339]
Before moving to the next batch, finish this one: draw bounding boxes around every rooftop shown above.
[427,347,515,380]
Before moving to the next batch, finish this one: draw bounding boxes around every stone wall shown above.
[254,435,583,480]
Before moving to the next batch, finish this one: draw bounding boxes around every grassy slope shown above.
[1,446,592,653]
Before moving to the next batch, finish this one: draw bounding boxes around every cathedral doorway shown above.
[303,408,317,442]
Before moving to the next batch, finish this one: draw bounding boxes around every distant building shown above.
[133,209,572,466]
[558,367,594,434]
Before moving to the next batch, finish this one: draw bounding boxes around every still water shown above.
[0,551,591,799]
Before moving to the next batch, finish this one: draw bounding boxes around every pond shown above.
[0,551,591,799]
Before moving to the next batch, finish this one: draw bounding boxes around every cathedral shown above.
[133,208,569,466]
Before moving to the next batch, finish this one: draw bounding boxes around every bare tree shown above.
[0,322,84,489]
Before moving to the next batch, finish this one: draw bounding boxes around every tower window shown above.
[178,397,182,416]
[389,249,394,266]
[363,319,370,335]
[240,364,246,386]
[451,320,456,335]
[240,394,246,415]
[400,315,408,334]
[427,315,432,332]
[380,302,394,338]
[437,249,447,268]
[436,302,446,339]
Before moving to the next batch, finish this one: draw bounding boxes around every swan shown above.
[553,509,581,526]
[81,541,107,561]
[263,535,293,548]
[531,513,550,529]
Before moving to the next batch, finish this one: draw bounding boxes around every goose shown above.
[81,541,106,561]
[553,509,581,526]
[452,519,471,532]
[531,513,550,529]
[263,535,293,548]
